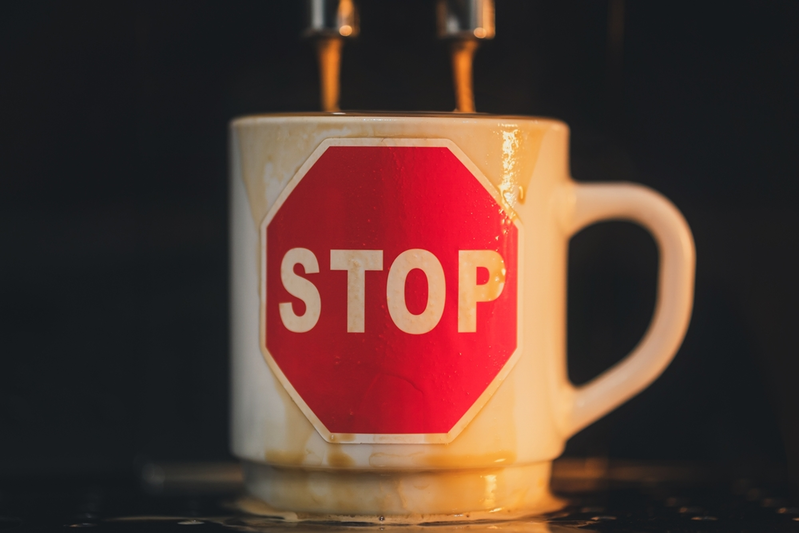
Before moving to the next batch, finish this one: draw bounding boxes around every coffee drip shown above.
[449,39,479,113]
[315,37,343,112]
[304,0,494,113]
[304,0,358,111]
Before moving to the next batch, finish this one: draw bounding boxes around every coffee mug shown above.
[229,113,695,521]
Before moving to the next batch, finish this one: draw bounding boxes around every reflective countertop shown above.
[2,459,797,532]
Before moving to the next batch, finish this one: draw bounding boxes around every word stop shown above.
[278,248,507,335]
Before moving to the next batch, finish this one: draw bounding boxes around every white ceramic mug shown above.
[229,113,695,521]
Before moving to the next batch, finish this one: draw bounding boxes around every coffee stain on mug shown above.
[416,450,518,468]
[264,362,319,467]
[332,433,356,442]
[326,448,355,467]
[264,450,310,466]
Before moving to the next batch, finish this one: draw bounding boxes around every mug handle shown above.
[560,182,695,437]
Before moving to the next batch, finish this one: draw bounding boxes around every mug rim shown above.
[231,111,566,128]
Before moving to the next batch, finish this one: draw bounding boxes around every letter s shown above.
[279,248,321,333]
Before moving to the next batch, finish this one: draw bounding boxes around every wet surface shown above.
[1,461,798,532]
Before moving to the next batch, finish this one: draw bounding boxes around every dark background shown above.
[1,0,797,480]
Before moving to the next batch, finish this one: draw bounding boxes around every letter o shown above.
[386,249,446,334]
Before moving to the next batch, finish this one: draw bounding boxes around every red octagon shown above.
[262,139,519,443]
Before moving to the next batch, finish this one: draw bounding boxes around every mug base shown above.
[239,460,565,523]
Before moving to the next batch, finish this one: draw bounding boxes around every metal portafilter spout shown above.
[437,0,495,113]
[304,0,359,112]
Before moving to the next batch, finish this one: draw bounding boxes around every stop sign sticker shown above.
[261,139,521,444]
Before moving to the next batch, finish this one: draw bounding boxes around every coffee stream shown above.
[450,39,479,113]
[315,37,479,113]
[317,37,343,112]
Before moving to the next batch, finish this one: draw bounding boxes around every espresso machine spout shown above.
[304,0,359,39]
[437,0,495,40]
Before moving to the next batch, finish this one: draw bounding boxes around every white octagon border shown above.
[260,138,524,444]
